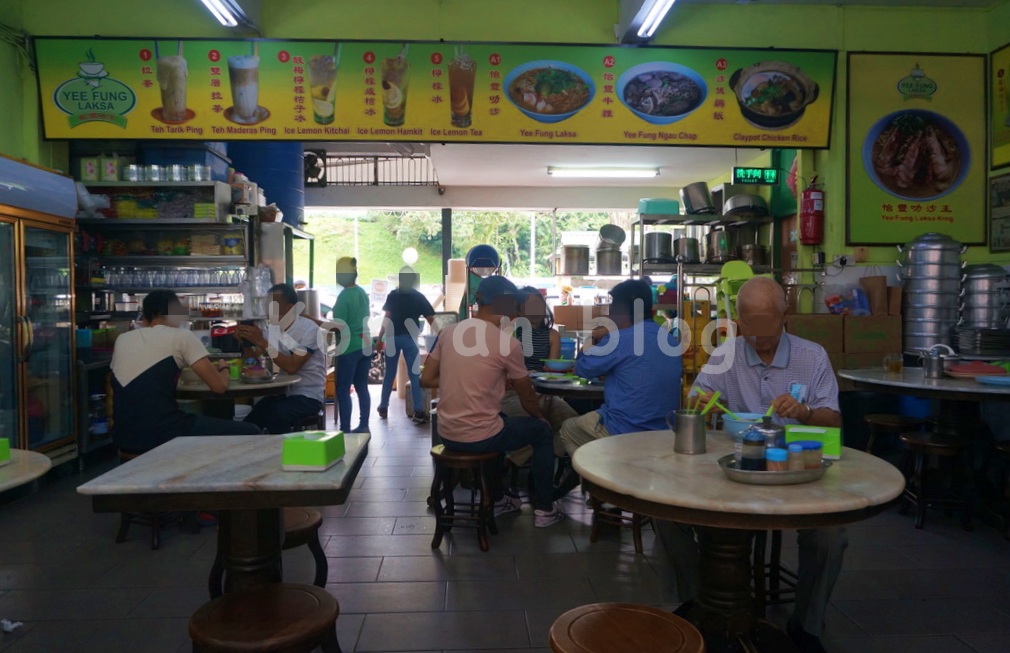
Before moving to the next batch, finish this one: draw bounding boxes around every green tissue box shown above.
[282,431,345,472]
[785,425,842,460]
[0,438,10,467]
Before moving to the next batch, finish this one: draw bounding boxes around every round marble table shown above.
[532,377,604,402]
[178,376,301,419]
[573,431,905,653]
[838,368,1010,403]
[0,450,51,493]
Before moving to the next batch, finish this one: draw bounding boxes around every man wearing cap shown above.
[421,275,565,528]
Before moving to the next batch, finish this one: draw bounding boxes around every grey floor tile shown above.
[393,516,437,535]
[0,587,153,621]
[834,599,1010,636]
[328,581,446,614]
[319,557,383,583]
[343,501,433,518]
[3,618,188,653]
[370,455,433,467]
[325,534,446,557]
[357,610,529,651]
[358,465,419,478]
[333,487,408,502]
[0,560,117,590]
[336,613,365,653]
[88,555,214,588]
[956,633,1010,652]
[405,487,436,502]
[515,551,655,580]
[360,475,434,489]
[589,573,665,604]
[378,555,517,582]
[525,608,561,649]
[127,585,207,618]
[446,578,594,612]
[319,517,397,536]
[820,635,976,653]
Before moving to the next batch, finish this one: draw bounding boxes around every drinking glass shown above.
[882,353,903,375]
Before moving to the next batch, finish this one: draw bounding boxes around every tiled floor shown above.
[1,386,1009,652]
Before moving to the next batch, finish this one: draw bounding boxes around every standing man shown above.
[236,283,327,434]
[333,256,373,434]
[376,267,435,424]
[421,276,564,527]
[656,276,844,653]
[559,279,682,456]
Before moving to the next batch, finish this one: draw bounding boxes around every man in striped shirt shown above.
[656,277,843,653]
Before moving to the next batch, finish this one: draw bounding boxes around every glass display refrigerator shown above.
[0,206,77,461]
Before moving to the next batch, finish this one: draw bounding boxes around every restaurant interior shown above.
[3,0,1010,652]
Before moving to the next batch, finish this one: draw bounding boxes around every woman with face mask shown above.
[332,257,373,433]
[110,290,261,454]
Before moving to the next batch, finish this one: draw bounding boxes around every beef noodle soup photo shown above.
[865,110,968,200]
[618,62,707,125]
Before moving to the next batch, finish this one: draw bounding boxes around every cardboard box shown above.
[787,315,844,353]
[843,315,902,353]
[831,352,887,370]
[888,286,902,316]
[553,305,608,331]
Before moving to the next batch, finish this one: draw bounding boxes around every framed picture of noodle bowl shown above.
[990,173,1010,252]
[847,52,986,246]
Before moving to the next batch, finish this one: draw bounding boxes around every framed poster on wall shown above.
[990,173,1010,251]
[846,52,986,246]
[992,42,1010,170]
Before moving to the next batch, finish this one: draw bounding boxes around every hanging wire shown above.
[0,23,33,71]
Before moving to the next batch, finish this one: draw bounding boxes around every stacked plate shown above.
[954,327,1010,357]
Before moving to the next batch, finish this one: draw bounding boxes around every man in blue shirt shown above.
[559,279,682,455]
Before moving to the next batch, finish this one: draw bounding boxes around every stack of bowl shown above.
[960,264,1010,328]
[596,224,625,276]
[898,232,965,353]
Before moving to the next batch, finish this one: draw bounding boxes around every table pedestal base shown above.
[682,527,798,653]
[217,508,284,593]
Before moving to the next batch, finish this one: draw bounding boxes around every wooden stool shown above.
[587,495,651,555]
[899,431,974,530]
[549,602,704,653]
[429,444,500,552]
[864,414,927,455]
[189,582,341,653]
[752,530,797,617]
[114,450,191,550]
[208,507,327,598]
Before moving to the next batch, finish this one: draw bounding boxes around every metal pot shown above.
[738,243,767,266]
[904,336,954,354]
[899,276,964,294]
[595,247,623,276]
[644,232,673,261]
[896,260,965,279]
[959,306,1009,326]
[903,306,960,321]
[963,280,1010,296]
[961,290,1010,307]
[963,264,1009,280]
[723,194,769,220]
[598,224,626,247]
[903,291,961,307]
[706,229,736,263]
[897,233,966,265]
[680,182,716,215]
[729,223,760,247]
[673,237,701,264]
[558,245,590,276]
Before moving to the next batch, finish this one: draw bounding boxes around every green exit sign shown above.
[733,167,780,185]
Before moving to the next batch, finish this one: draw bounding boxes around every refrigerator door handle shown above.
[17,316,33,363]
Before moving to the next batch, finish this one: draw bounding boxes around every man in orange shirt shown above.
[421,276,564,528]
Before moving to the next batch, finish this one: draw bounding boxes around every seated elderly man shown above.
[654,276,844,653]
[420,276,564,528]
[559,279,682,455]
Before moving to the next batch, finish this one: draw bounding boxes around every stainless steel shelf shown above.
[82,181,219,188]
[75,255,246,265]
[76,219,242,227]
[78,286,242,294]
[635,214,775,227]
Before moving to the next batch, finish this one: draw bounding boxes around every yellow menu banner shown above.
[35,38,837,148]
[846,53,986,246]
[992,42,1010,170]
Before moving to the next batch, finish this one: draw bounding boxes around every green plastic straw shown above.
[700,391,722,416]
[764,404,775,417]
[713,400,740,420]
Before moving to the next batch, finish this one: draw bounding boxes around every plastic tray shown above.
[717,454,831,486]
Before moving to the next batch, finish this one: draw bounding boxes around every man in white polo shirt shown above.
[656,277,843,653]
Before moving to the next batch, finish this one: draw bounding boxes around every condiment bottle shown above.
[756,415,785,450]
[740,427,767,471]
[766,447,788,471]
[787,443,805,471]
[792,440,824,470]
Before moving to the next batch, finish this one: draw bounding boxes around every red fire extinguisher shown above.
[800,176,824,246]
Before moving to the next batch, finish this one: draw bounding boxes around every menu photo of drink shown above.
[34,37,837,147]
[992,41,1010,170]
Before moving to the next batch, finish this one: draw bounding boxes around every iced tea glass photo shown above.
[156,48,188,122]
[448,47,476,128]
[381,45,410,127]
[228,54,260,123]
[308,53,338,125]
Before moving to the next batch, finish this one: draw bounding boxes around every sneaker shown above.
[377,407,388,419]
[787,619,827,653]
[411,411,429,425]
[494,496,522,516]
[350,425,370,434]
[534,507,566,528]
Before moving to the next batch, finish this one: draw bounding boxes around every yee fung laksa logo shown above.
[53,49,137,128]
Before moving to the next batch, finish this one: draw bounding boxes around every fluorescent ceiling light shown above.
[548,167,660,179]
[200,0,240,27]
[636,0,677,38]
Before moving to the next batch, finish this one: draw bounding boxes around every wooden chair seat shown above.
[189,583,341,653]
[209,507,327,598]
[587,496,651,555]
[900,431,971,456]
[549,602,704,653]
[429,444,500,552]
[864,414,927,455]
